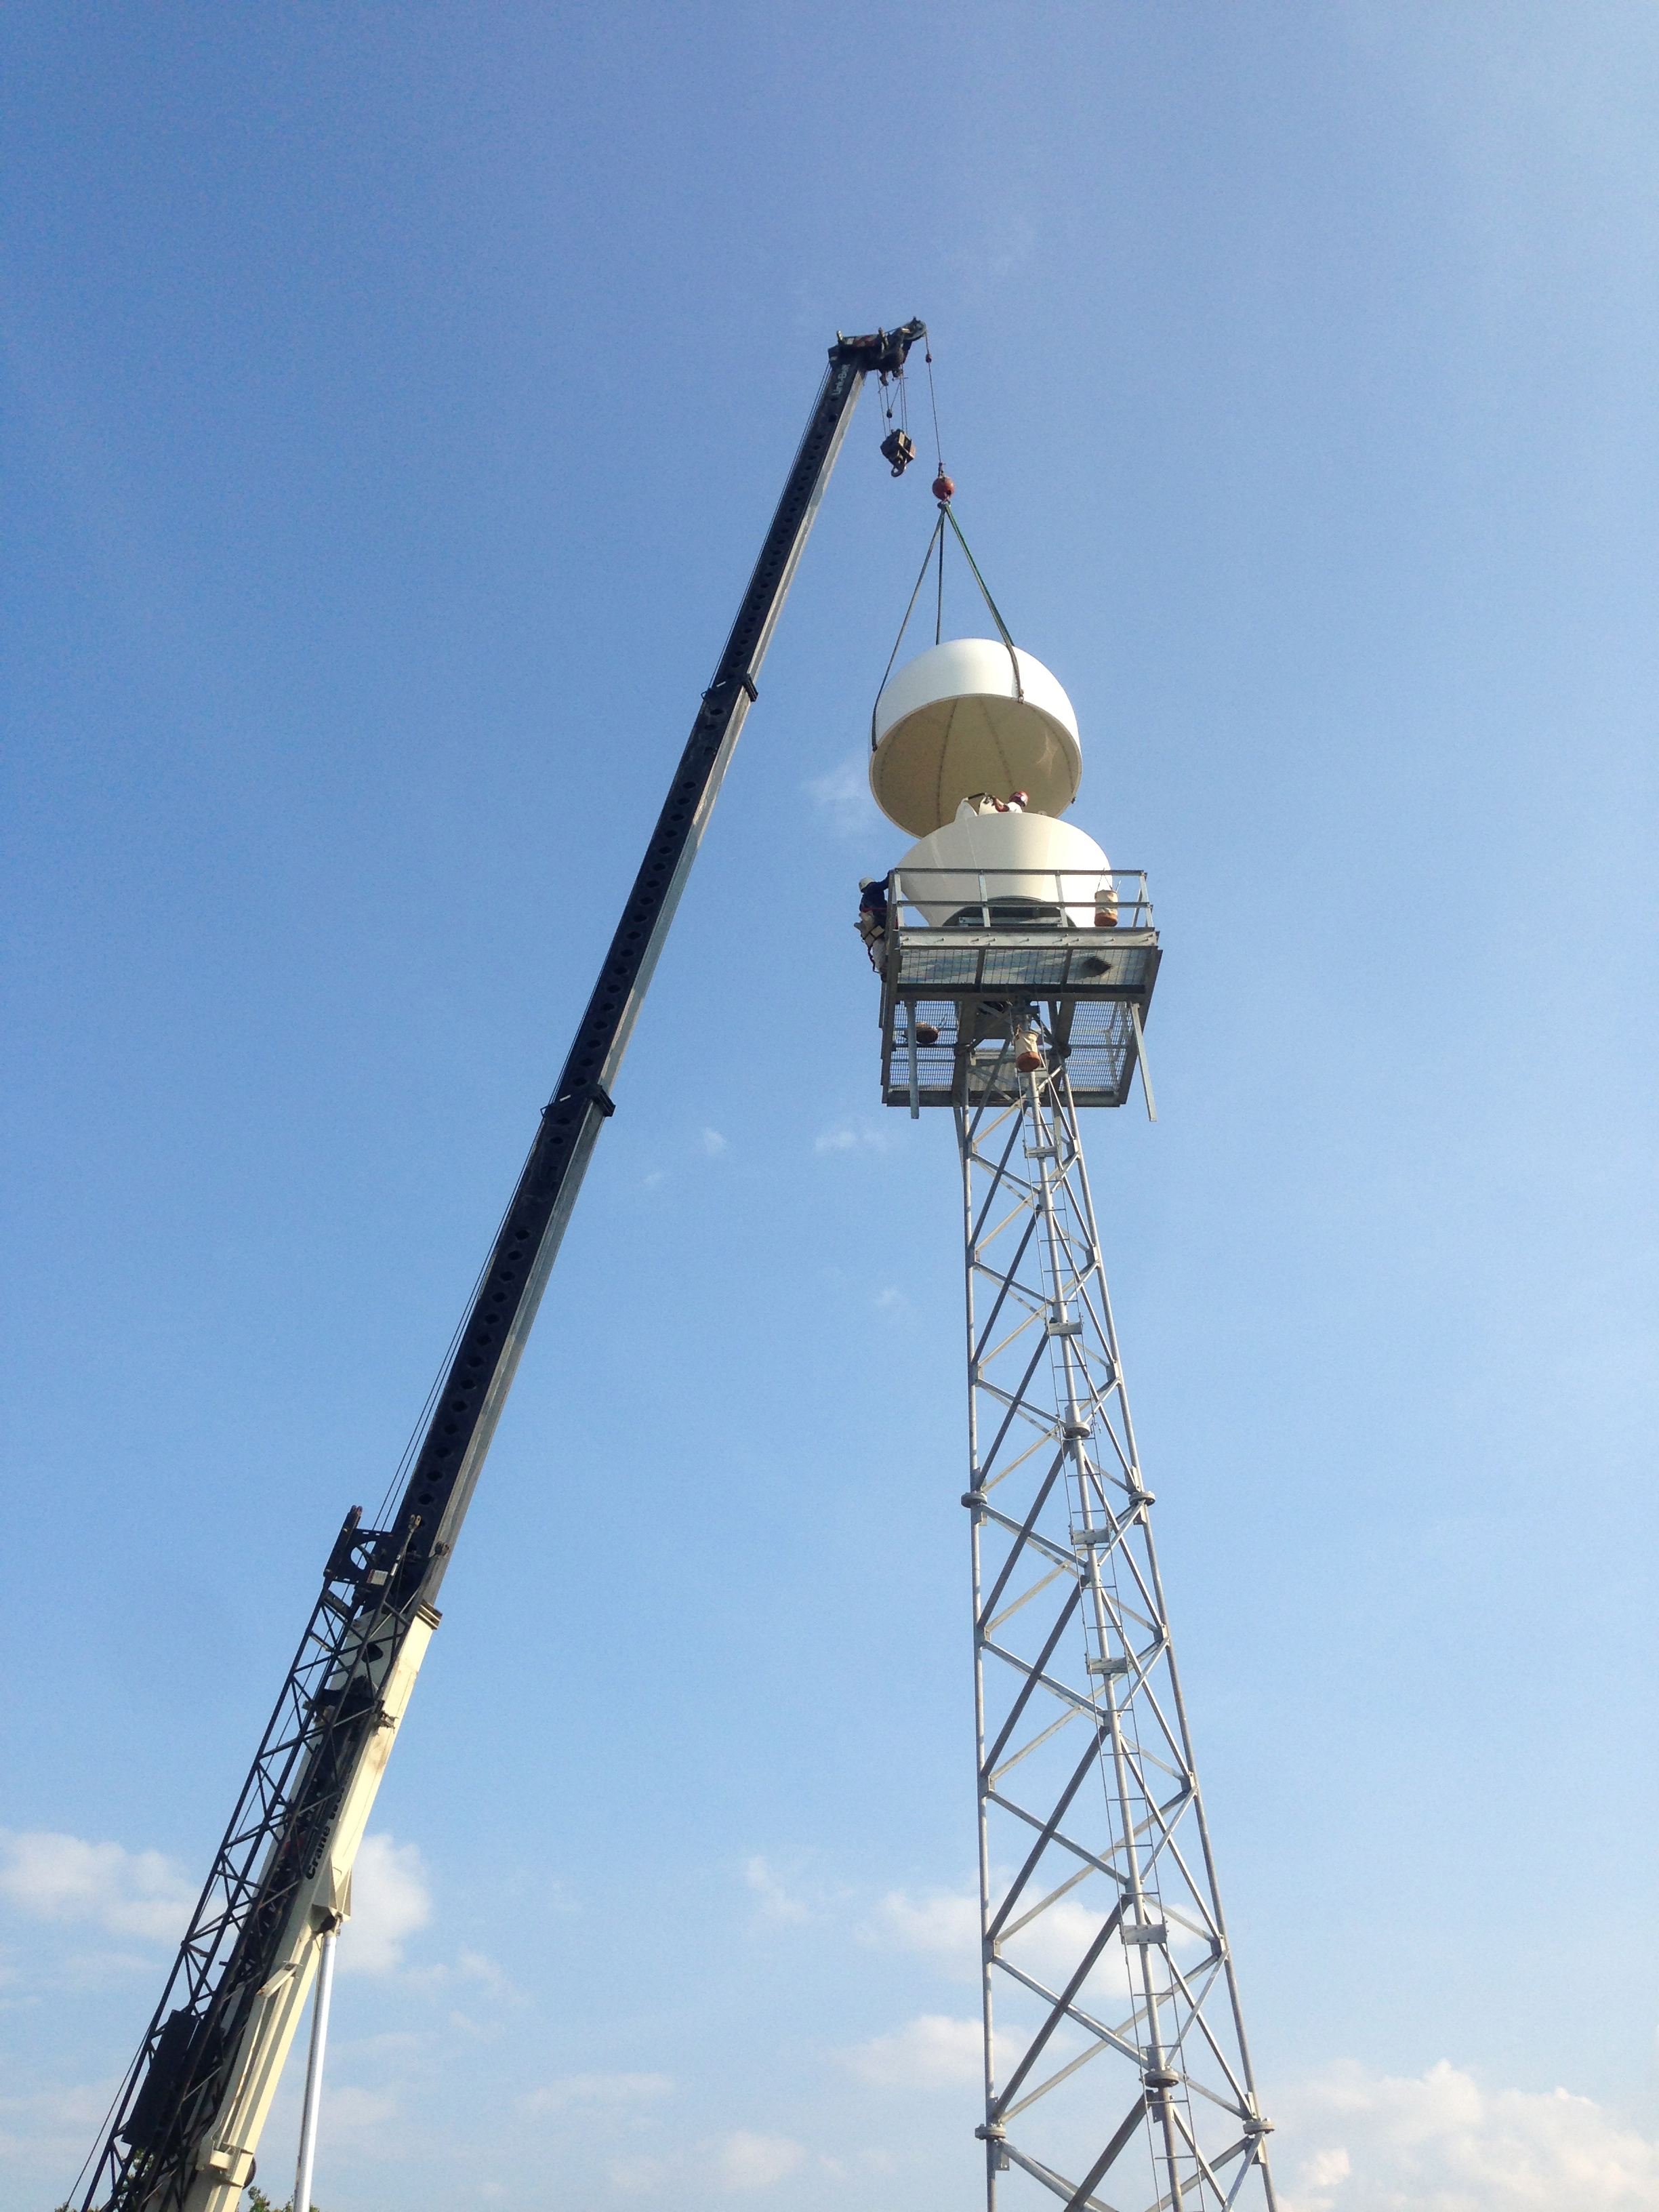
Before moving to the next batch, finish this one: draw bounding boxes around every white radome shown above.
[895,804,1111,929]
[870,638,1083,836]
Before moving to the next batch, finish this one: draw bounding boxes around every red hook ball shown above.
[933,472,955,504]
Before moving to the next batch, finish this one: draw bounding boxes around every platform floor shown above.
[878,925,1160,1110]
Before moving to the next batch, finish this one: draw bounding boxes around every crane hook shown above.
[880,428,917,478]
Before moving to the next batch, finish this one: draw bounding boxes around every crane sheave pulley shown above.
[80,317,927,2212]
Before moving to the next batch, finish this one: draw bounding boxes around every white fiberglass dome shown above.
[869,638,1082,836]
[894,804,1111,930]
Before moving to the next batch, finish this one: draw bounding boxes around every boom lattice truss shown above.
[77,318,929,2212]
[961,1065,1277,2212]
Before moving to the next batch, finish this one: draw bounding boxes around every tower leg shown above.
[958,1066,1276,2211]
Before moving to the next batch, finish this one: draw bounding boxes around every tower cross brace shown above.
[958,1057,1277,2212]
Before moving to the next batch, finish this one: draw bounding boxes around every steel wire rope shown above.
[942,505,1024,699]
[866,340,1027,746]
[66,2062,140,2209]
[869,510,948,752]
[924,346,947,642]
[867,500,1028,751]
[877,361,912,451]
[924,342,945,480]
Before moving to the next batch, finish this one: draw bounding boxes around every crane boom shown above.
[80,318,927,2212]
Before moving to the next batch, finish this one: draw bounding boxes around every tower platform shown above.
[877,867,1160,1111]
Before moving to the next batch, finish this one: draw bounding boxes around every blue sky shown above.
[3,5,1658,2209]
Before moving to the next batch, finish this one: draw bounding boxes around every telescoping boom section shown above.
[80,319,927,2212]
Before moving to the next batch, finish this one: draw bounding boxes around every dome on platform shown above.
[894,804,1111,930]
[869,638,1082,836]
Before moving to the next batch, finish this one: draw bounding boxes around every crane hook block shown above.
[880,428,917,478]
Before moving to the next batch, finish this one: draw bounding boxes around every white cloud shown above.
[317,2085,399,2138]
[0,1830,194,1944]
[407,1946,522,2017]
[609,2153,670,2193]
[455,1946,508,1990]
[863,1888,980,1975]
[54,1946,169,1985]
[993,1890,1136,1998]
[843,2013,983,2089]
[0,2074,123,2135]
[0,2074,126,2184]
[403,1944,520,2005]
[743,1856,810,1926]
[808,755,884,840]
[520,2072,674,2118]
[994,1880,1210,1999]
[610,2131,806,2194]
[339,1833,431,1976]
[697,1126,728,1158]
[712,2131,806,2188]
[862,1877,1195,1996]
[815,1122,893,1156]
[1277,2059,1659,2212]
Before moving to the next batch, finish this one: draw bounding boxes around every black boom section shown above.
[80,320,924,2212]
[386,321,926,1610]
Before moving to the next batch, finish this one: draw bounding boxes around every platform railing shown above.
[887,866,1153,933]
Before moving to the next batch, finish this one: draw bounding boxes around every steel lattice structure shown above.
[959,1058,1276,2212]
[79,1511,428,2212]
[73,321,932,2212]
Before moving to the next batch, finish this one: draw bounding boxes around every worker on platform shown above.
[955,790,1029,821]
[857,875,889,970]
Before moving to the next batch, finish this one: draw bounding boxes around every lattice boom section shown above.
[81,1513,410,2212]
[961,1073,1276,2212]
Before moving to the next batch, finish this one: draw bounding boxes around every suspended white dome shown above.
[894,804,1111,930]
[869,638,1082,836]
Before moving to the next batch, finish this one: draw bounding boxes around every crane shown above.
[78,317,928,2212]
